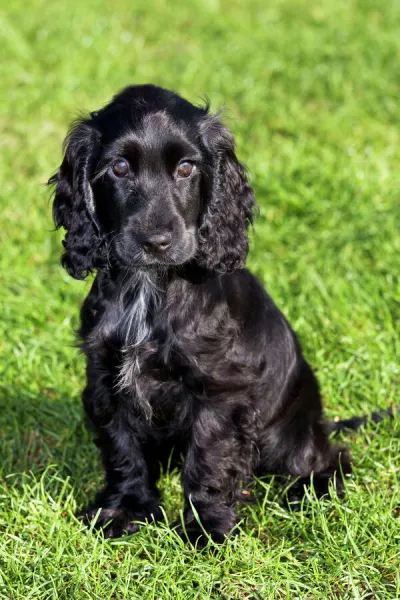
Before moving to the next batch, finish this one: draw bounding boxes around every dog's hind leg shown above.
[256,362,352,502]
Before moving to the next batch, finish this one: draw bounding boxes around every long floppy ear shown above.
[49,120,103,280]
[197,115,256,274]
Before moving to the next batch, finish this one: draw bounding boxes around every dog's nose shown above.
[141,232,172,253]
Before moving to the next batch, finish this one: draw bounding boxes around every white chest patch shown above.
[115,271,162,417]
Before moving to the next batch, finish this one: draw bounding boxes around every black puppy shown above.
[50,84,352,545]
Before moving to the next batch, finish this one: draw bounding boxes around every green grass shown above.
[1,0,399,597]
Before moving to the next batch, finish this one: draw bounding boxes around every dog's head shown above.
[50,84,256,279]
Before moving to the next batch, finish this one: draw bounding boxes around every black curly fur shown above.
[197,116,255,273]
[49,84,358,547]
[49,123,105,279]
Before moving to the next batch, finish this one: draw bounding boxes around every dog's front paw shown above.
[79,505,161,538]
[79,507,140,537]
[176,519,234,548]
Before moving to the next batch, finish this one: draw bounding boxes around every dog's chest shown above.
[93,277,189,411]
[118,329,190,424]
[88,273,220,422]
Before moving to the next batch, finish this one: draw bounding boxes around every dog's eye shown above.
[176,161,195,179]
[112,159,129,177]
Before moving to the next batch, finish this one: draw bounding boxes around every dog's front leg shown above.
[180,405,251,546]
[80,381,162,538]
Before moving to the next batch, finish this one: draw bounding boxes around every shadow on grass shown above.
[0,385,102,506]
[1,384,371,534]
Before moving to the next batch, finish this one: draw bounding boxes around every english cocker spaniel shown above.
[50,84,352,545]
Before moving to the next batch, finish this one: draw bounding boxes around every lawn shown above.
[0,0,399,597]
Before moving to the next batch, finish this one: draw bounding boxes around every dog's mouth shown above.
[112,245,197,270]
[112,232,198,269]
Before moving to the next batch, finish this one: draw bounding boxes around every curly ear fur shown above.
[197,116,256,274]
[49,120,104,280]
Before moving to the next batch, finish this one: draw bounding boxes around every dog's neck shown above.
[101,263,216,347]
[174,261,213,284]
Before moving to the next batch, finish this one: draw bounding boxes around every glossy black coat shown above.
[50,85,351,544]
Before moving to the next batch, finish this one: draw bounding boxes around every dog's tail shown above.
[327,407,397,436]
